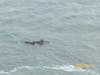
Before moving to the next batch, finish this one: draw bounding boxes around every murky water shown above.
[0,0,100,75]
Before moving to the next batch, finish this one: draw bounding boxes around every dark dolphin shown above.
[25,39,49,45]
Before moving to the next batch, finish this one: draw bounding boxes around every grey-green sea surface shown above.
[0,0,100,75]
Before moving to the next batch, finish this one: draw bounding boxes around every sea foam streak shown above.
[0,65,99,75]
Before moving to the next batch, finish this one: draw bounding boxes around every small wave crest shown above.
[0,65,99,75]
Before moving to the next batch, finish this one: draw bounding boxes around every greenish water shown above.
[0,0,100,75]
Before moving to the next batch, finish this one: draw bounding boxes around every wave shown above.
[0,65,99,75]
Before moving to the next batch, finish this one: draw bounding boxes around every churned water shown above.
[0,0,100,75]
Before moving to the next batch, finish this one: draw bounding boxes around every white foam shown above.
[53,65,85,72]
[0,65,99,75]
[42,65,85,72]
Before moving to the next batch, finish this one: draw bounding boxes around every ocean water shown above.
[0,0,100,75]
